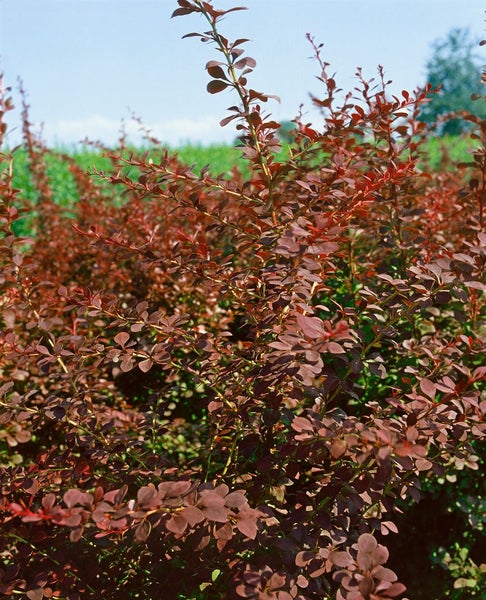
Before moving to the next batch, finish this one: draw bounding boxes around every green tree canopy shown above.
[419,27,486,135]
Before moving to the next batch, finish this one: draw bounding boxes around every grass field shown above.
[10,143,247,206]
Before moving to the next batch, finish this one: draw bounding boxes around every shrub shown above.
[0,2,484,598]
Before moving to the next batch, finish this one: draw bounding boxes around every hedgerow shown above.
[0,2,484,599]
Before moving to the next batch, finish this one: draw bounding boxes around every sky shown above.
[0,0,485,148]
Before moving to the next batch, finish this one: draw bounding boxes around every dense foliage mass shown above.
[0,2,484,598]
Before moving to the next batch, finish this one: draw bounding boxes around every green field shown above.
[9,143,246,205]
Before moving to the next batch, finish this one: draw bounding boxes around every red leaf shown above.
[23,478,40,495]
[295,550,316,567]
[181,505,204,526]
[166,514,187,535]
[214,483,230,497]
[134,519,151,542]
[373,566,397,583]
[181,32,205,39]
[291,416,314,433]
[373,544,390,566]
[41,493,56,509]
[296,313,324,339]
[419,378,436,400]
[325,341,345,355]
[136,485,160,508]
[235,583,257,598]
[69,526,84,542]
[380,521,398,535]
[120,356,134,372]
[206,64,227,80]
[224,6,248,15]
[296,179,314,192]
[65,513,82,527]
[114,484,129,504]
[330,550,353,568]
[207,80,229,94]
[472,366,486,381]
[359,574,374,598]
[220,114,239,127]
[138,358,153,373]
[171,7,196,17]
[330,438,347,459]
[383,582,407,597]
[114,332,130,347]
[234,56,256,70]
[200,505,228,523]
[36,344,51,356]
[236,515,257,539]
[158,480,192,499]
[357,533,377,553]
[214,522,233,540]
[198,490,228,522]
[63,489,91,509]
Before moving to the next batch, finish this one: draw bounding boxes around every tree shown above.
[419,28,486,135]
[277,119,297,143]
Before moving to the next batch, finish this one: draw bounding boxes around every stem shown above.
[195,2,274,192]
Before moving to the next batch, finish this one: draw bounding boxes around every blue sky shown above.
[1,0,485,148]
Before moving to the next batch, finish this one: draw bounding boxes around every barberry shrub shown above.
[0,2,484,598]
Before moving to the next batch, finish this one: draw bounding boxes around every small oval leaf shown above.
[207,80,229,94]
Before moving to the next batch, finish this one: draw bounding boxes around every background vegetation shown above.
[417,27,486,135]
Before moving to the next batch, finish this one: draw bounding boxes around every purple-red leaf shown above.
[166,514,187,535]
[181,505,204,526]
[382,582,407,596]
[225,491,247,508]
[296,313,324,339]
[63,489,91,509]
[420,378,436,400]
[134,520,151,542]
[206,64,227,80]
[207,80,229,94]
[138,358,153,373]
[114,331,130,347]
[236,515,257,539]
[234,56,256,70]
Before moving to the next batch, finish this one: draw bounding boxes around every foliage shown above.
[421,135,481,171]
[0,2,485,599]
[8,137,479,234]
[433,543,485,598]
[418,27,486,135]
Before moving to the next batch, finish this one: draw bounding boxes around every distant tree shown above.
[419,28,486,135]
[235,120,296,146]
[277,120,297,143]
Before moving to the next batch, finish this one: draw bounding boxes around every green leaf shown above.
[453,577,477,588]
